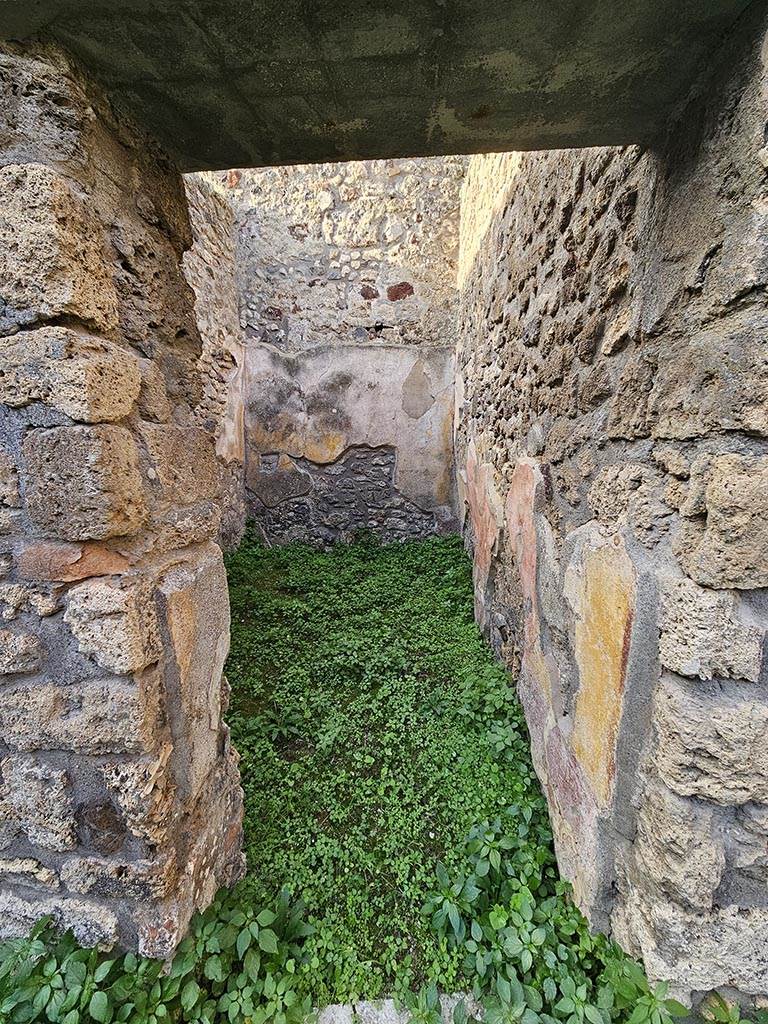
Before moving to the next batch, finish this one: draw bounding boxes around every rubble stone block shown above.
[0,163,117,333]
[0,628,44,675]
[0,448,21,509]
[64,577,161,674]
[61,855,175,900]
[654,675,768,805]
[23,425,147,540]
[659,575,763,681]
[0,857,59,889]
[0,328,141,422]
[679,454,768,589]
[0,676,160,754]
[0,755,76,851]
[0,582,60,620]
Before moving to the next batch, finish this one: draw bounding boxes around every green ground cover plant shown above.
[0,532,742,1024]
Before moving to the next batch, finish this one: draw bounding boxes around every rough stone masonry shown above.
[0,43,244,955]
[454,7,768,1004]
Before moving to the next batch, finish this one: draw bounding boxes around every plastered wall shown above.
[216,158,465,544]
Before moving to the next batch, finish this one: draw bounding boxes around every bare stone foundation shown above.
[0,43,244,955]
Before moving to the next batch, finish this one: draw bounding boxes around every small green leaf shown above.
[665,1002,689,1019]
[89,991,110,1024]
[237,928,252,959]
[181,980,201,1012]
[258,929,279,954]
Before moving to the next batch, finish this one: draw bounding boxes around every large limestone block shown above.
[0,676,160,754]
[678,454,768,589]
[0,891,117,948]
[64,577,161,674]
[654,675,768,805]
[23,425,147,540]
[0,328,140,422]
[135,746,245,958]
[140,423,220,505]
[0,50,89,167]
[659,575,763,681]
[0,755,76,851]
[631,781,725,911]
[0,164,117,333]
[612,888,768,1000]
[649,313,768,439]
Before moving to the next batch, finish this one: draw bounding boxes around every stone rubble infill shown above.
[318,993,483,1024]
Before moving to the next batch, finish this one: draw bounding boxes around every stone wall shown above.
[455,8,768,1003]
[0,43,243,954]
[218,158,464,543]
[246,343,456,545]
[182,175,246,549]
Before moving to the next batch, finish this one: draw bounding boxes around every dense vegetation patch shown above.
[0,533,732,1024]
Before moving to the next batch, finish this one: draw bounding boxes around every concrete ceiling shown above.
[0,0,758,171]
